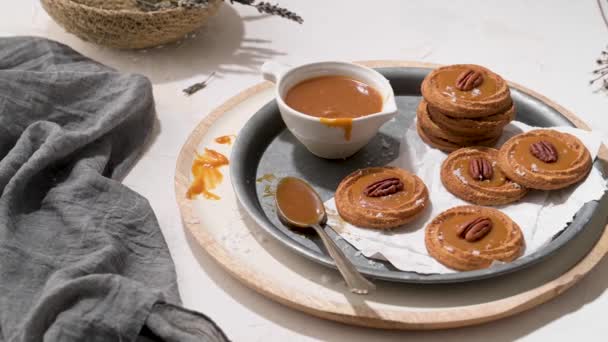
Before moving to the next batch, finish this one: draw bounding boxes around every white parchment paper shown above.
[325,121,606,274]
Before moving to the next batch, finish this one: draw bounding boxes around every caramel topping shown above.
[187,148,229,200]
[453,158,507,187]
[215,135,235,145]
[438,213,509,251]
[350,171,414,209]
[276,177,324,226]
[320,117,353,141]
[436,69,498,101]
[285,76,383,118]
[512,136,579,172]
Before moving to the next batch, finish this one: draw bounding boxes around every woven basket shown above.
[41,0,223,49]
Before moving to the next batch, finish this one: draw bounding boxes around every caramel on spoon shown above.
[275,177,376,295]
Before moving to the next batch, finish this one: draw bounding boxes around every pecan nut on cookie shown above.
[425,205,524,271]
[441,147,528,205]
[335,167,429,229]
[497,129,592,190]
[421,64,513,119]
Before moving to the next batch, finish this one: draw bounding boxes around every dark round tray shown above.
[230,66,606,283]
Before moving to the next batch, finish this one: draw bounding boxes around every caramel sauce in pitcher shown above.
[285,76,383,141]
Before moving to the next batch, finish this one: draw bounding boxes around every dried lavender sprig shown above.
[230,0,254,5]
[183,72,216,96]
[593,1,608,90]
[253,2,303,24]
[136,0,303,24]
[590,44,608,88]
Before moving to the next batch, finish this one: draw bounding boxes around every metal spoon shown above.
[275,177,376,295]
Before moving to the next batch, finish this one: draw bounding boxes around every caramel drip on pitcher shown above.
[320,117,353,141]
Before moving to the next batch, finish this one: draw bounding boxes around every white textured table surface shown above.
[5,1,608,341]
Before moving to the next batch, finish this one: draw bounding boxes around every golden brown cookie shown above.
[497,129,592,190]
[427,102,515,136]
[425,205,524,271]
[416,120,461,153]
[441,147,528,205]
[335,167,429,229]
[421,64,512,118]
[416,111,501,153]
[417,100,501,143]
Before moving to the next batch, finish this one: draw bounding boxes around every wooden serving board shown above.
[174,61,608,329]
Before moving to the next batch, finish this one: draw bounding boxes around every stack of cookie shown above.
[417,64,515,152]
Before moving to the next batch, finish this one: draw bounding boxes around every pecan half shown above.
[456,217,493,242]
[455,69,484,91]
[468,157,493,181]
[530,140,558,163]
[364,177,404,197]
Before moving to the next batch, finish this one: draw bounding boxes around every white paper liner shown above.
[325,121,606,274]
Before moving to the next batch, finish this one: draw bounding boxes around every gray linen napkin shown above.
[0,37,228,342]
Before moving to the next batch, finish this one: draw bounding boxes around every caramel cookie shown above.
[441,147,528,205]
[416,114,501,153]
[427,102,515,136]
[417,100,501,143]
[421,64,512,118]
[335,167,429,229]
[497,129,592,190]
[425,205,524,271]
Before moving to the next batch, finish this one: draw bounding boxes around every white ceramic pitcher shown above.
[261,61,398,159]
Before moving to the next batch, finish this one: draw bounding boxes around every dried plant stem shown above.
[598,0,608,30]
[183,72,216,96]
[592,1,608,90]
[136,0,303,24]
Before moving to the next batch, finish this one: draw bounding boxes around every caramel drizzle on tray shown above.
[187,148,229,200]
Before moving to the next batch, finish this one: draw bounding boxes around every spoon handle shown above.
[311,224,376,295]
